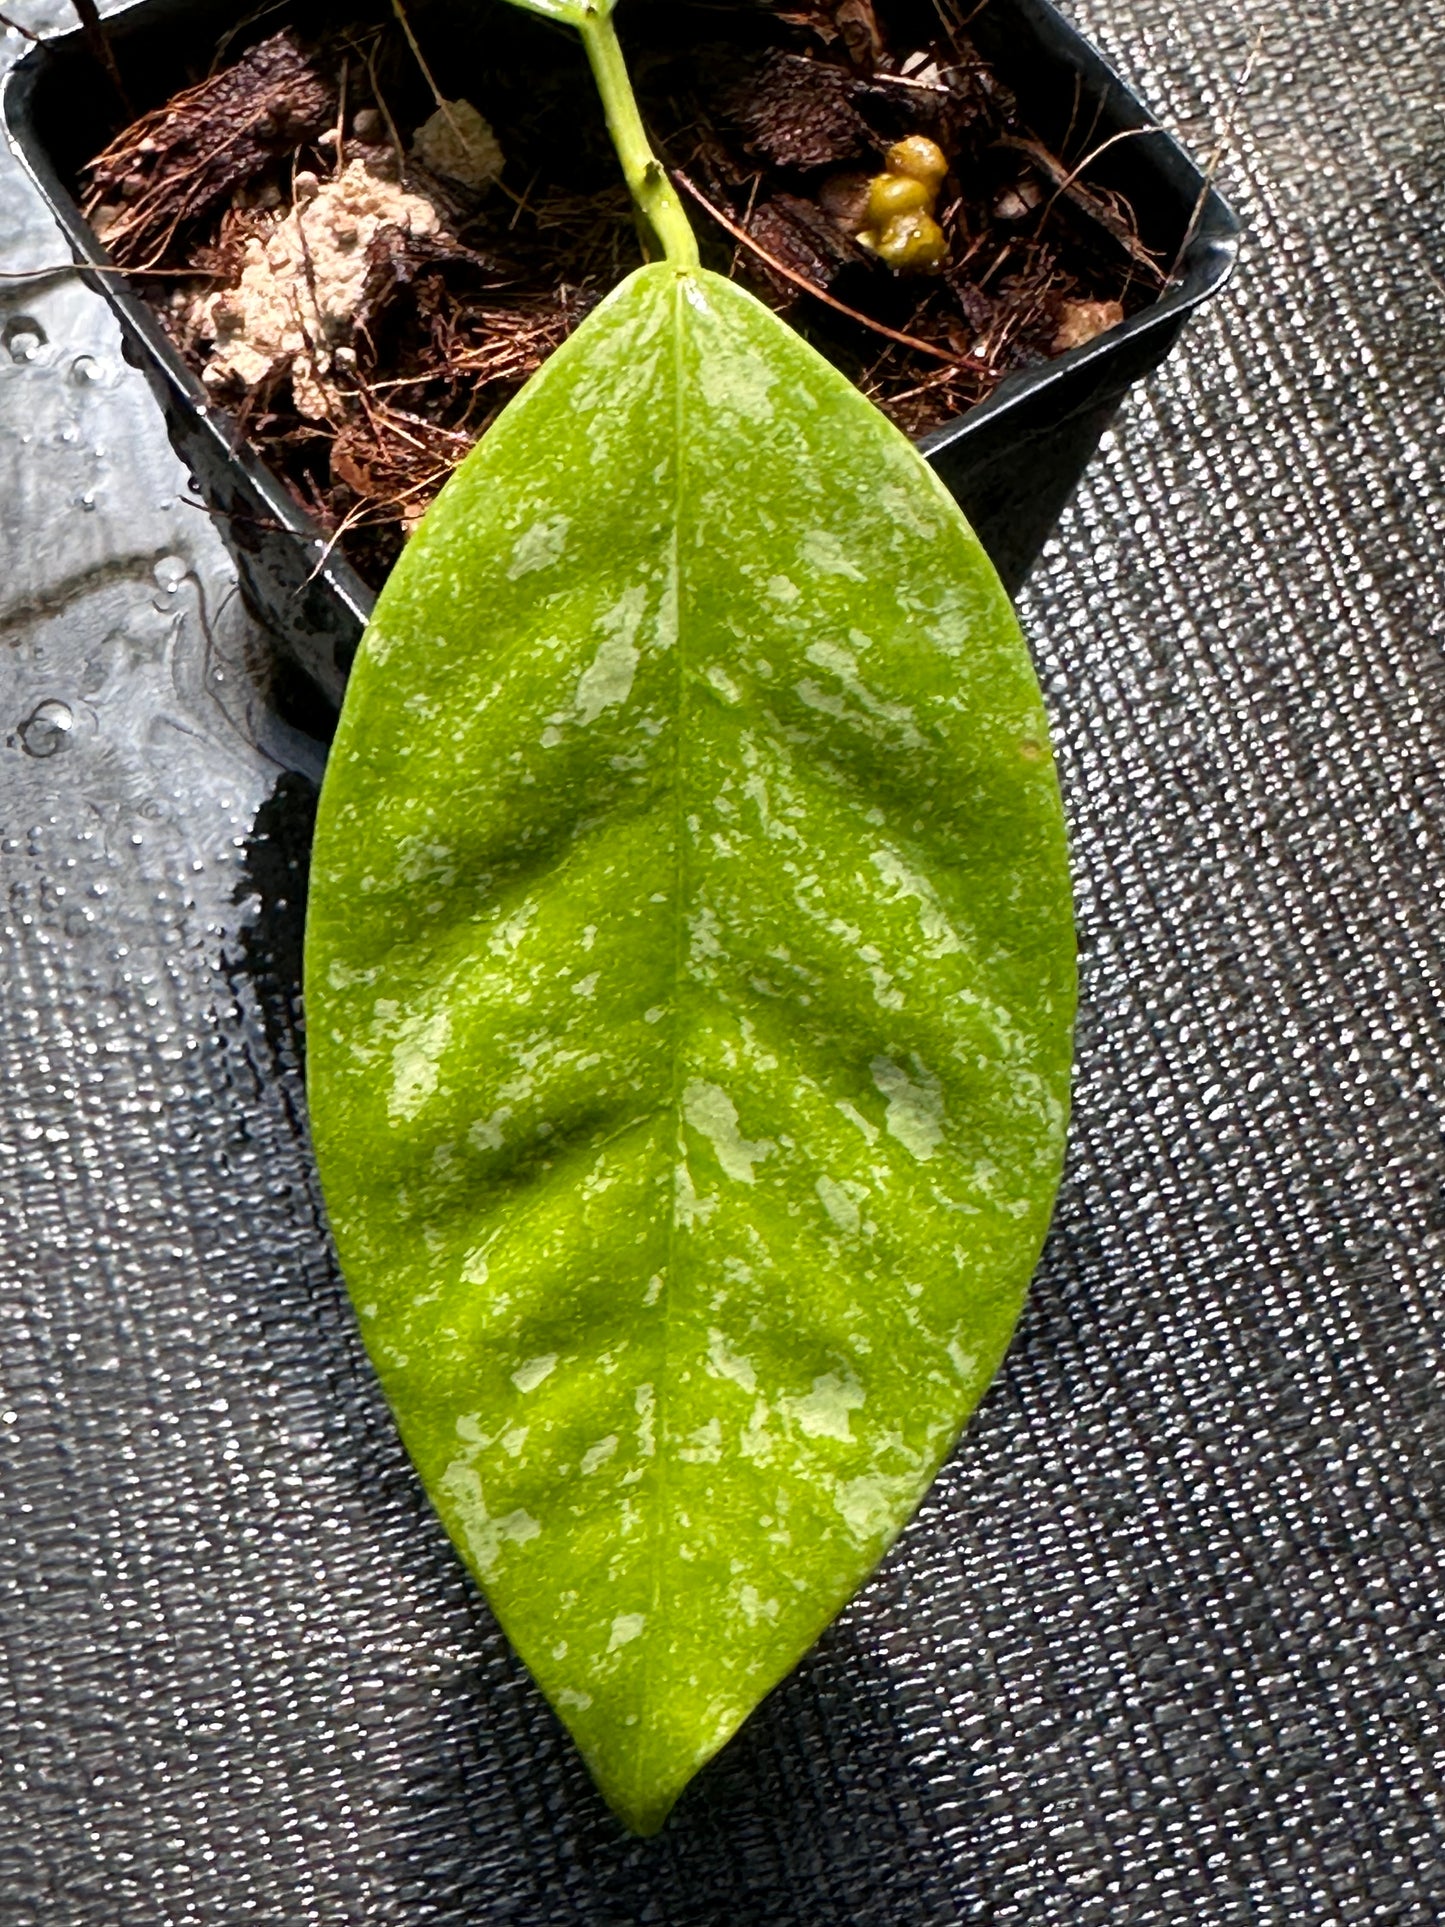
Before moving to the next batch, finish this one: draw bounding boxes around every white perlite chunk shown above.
[192,159,442,418]
[411,100,504,189]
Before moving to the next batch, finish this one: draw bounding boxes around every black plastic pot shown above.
[3,0,1239,714]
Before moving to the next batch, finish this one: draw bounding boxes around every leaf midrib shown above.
[641,268,691,1797]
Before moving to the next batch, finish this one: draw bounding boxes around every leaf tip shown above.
[571,1689,745,1837]
[613,1791,678,1839]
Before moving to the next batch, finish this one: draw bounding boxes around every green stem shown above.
[578,5,699,268]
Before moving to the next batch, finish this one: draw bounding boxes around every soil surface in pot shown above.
[75,0,1165,591]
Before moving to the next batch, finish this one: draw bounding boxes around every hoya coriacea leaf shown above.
[305,264,1074,1833]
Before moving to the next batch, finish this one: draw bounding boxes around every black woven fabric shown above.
[0,0,1441,1919]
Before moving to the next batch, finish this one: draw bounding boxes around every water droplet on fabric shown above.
[3,317,45,362]
[18,701,74,758]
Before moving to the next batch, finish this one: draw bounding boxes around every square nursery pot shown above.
[4,0,1239,717]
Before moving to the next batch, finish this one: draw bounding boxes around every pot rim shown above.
[1,0,1241,639]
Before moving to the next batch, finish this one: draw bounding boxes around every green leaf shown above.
[304,263,1074,1834]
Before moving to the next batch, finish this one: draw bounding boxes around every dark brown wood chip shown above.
[354,227,497,334]
[81,32,336,267]
[750,190,865,299]
[725,51,876,170]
